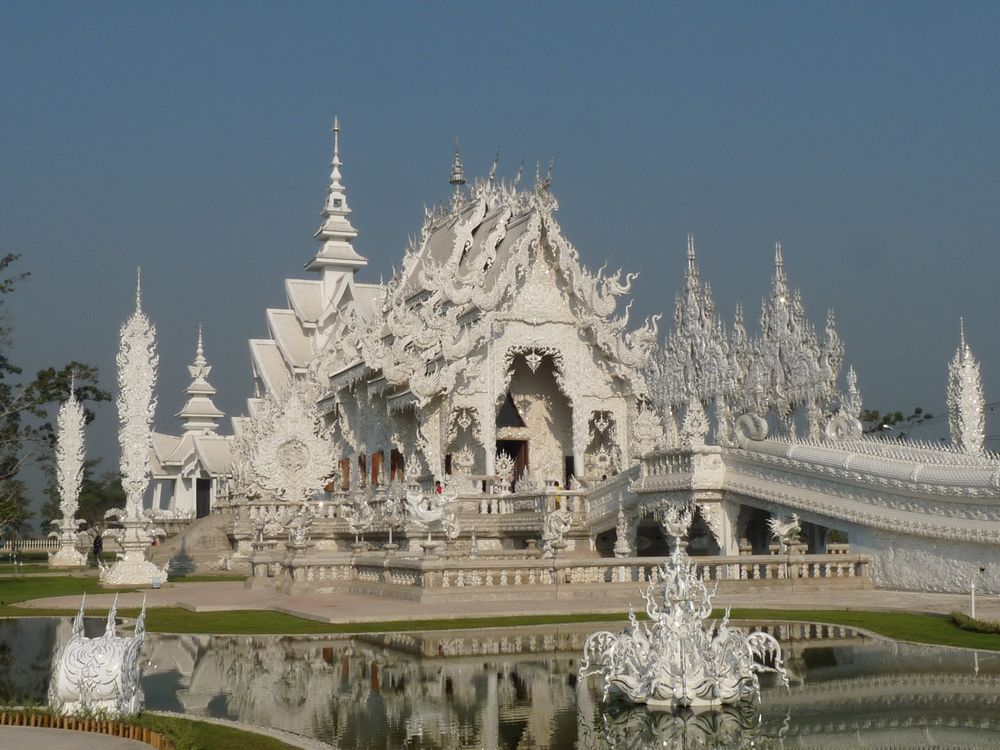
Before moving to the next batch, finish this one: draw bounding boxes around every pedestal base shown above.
[100,550,168,587]
[48,544,88,568]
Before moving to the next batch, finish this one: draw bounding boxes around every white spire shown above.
[309,116,367,273]
[176,325,224,434]
[948,318,985,454]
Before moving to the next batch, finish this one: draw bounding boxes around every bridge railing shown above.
[276,551,870,592]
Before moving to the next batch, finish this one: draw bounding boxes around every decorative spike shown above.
[514,159,524,189]
[106,593,119,637]
[488,147,500,182]
[135,267,142,311]
[72,594,86,637]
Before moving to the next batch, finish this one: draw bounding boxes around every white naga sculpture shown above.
[49,594,147,717]
[100,273,169,586]
[767,513,802,554]
[49,381,88,568]
[580,544,787,709]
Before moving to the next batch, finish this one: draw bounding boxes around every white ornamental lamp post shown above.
[100,271,168,586]
[48,378,89,568]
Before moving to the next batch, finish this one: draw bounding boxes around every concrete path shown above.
[15,579,1000,626]
[0,726,149,749]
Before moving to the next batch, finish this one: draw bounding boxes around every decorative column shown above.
[48,381,88,568]
[100,272,169,586]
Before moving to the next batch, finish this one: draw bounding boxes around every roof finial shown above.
[960,317,967,352]
[543,158,553,190]
[332,116,340,164]
[775,241,783,271]
[513,158,524,189]
[449,138,465,188]
[135,267,142,311]
[195,324,206,367]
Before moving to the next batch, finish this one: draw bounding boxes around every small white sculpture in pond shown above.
[767,513,801,553]
[49,594,147,717]
[580,545,788,709]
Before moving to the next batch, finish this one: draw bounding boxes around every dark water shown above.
[5,618,1000,748]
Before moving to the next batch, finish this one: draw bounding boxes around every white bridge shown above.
[603,431,1000,594]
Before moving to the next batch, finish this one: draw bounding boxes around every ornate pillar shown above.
[572,403,588,480]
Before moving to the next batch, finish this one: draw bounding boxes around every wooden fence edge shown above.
[0,711,174,749]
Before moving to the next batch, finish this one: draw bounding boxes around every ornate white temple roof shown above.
[175,327,224,433]
[265,308,312,371]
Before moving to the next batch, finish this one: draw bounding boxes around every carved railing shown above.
[582,468,641,525]
[264,551,870,593]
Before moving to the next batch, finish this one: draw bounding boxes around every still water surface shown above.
[2,618,1000,748]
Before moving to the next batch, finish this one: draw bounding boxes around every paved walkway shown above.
[15,579,1000,626]
[0,726,149,749]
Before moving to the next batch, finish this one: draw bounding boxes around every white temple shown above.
[132,119,1000,597]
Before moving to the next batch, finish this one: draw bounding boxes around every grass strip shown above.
[5,575,1000,650]
[726,608,1000,651]
[137,713,302,750]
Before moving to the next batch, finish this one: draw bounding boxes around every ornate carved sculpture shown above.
[767,513,801,553]
[580,543,787,708]
[404,485,458,541]
[948,320,985,455]
[826,366,863,441]
[49,594,147,717]
[100,274,169,586]
[49,383,88,568]
[541,506,573,558]
[494,451,515,493]
[648,239,846,444]
[233,380,334,503]
[613,495,632,557]
[655,503,693,543]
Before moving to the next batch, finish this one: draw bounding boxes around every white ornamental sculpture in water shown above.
[100,273,169,586]
[49,594,147,717]
[580,541,787,709]
[48,381,88,568]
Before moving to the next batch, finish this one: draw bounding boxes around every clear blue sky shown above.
[3,2,1000,503]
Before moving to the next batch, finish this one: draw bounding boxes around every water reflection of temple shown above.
[143,626,591,748]
[7,617,1000,749]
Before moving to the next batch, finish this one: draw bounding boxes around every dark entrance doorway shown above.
[196,478,211,518]
[496,439,528,487]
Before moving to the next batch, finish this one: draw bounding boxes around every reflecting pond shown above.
[3,618,1000,748]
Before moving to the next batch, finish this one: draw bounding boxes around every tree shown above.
[860,407,933,438]
[0,253,110,538]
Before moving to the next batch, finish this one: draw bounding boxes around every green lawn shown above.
[0,564,56,574]
[138,713,302,750]
[725,608,1000,651]
[5,575,1000,651]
